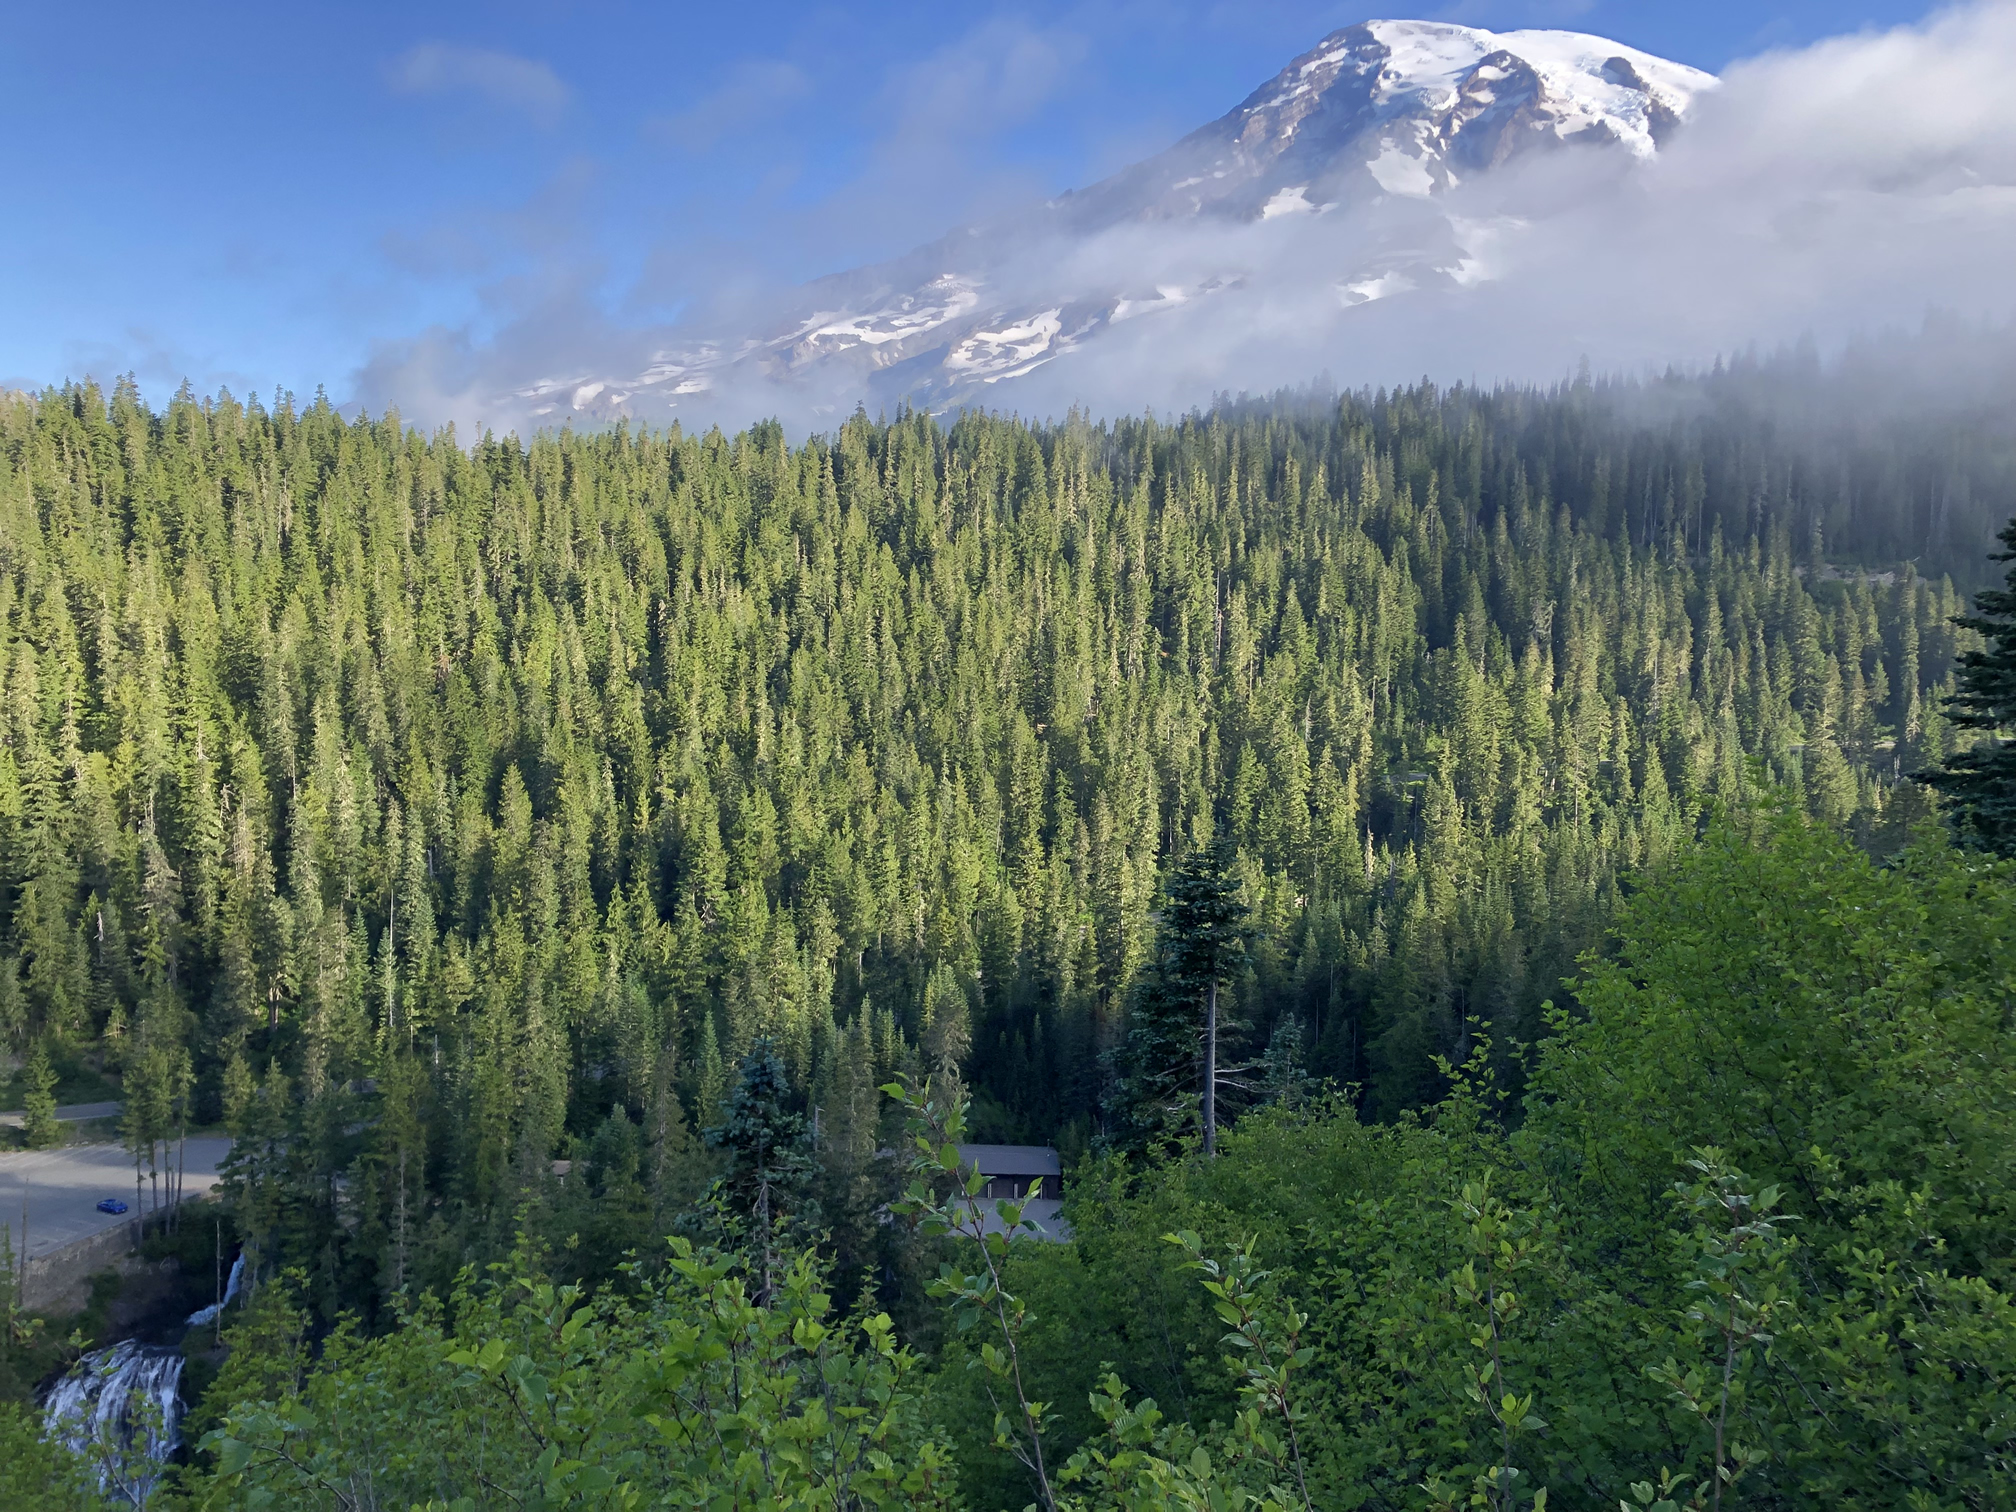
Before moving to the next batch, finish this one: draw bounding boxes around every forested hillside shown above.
[0,369,1988,1312]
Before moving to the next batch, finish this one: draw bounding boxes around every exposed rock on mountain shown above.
[517,20,1713,423]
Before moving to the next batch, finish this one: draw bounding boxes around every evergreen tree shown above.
[705,1036,813,1301]
[19,1037,58,1149]
[1107,959,1197,1154]
[1920,515,2016,852]
[1113,837,1250,1155]
[919,964,971,1107]
[0,374,1982,1313]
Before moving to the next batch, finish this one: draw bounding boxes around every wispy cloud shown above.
[788,16,1094,264]
[647,59,812,153]
[883,15,1090,142]
[352,2,2016,437]
[56,325,266,405]
[993,0,2016,419]
[351,12,1097,427]
[385,43,572,127]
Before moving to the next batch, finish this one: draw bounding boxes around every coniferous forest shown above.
[2,352,2015,1509]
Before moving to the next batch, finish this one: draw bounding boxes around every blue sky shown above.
[0,0,1949,406]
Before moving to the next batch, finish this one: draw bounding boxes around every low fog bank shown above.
[1161,317,2013,591]
[976,0,2016,430]
[1627,324,2016,588]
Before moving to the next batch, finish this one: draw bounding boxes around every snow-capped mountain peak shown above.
[1361,20,1705,155]
[518,20,1716,423]
[1075,20,1714,220]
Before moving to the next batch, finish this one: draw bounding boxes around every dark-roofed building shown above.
[955,1144,1070,1240]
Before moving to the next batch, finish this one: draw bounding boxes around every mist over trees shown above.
[0,361,1992,1314]
[5,335,2016,1509]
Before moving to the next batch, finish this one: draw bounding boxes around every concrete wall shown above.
[20,1198,206,1314]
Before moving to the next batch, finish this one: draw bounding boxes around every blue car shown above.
[96,1198,128,1214]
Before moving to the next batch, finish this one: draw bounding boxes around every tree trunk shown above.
[395,1147,408,1293]
[1203,978,1218,1157]
[756,1168,773,1306]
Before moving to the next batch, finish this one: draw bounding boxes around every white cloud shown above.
[353,1,2016,436]
[648,60,812,152]
[964,0,2016,423]
[386,43,572,127]
[788,17,1093,261]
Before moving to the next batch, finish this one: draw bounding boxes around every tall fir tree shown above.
[704,1037,813,1301]
[18,1038,58,1149]
[1920,515,2016,852]
[1111,836,1251,1156]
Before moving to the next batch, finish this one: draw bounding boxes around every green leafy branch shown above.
[1424,1173,1552,1512]
[1167,1229,1316,1512]
[1642,1149,1795,1512]
[887,1075,1061,1512]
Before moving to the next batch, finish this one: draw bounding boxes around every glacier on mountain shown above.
[508,18,1714,424]
[343,2,2016,436]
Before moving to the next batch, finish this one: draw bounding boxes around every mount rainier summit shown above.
[519,20,1715,425]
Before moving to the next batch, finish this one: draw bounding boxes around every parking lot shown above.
[0,1139,234,1260]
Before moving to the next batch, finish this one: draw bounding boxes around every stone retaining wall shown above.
[20,1198,205,1314]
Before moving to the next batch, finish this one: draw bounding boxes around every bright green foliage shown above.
[1162,1229,1316,1511]
[891,1075,1066,1510]
[0,375,2004,1504]
[1922,515,2016,851]
[1422,1175,1555,1512]
[15,810,2010,1507]
[20,1034,60,1146]
[1526,816,2016,1506]
[1055,1231,1325,1512]
[928,817,2016,1511]
[178,1270,312,1454]
[0,378,1978,1318]
[196,1240,957,1510]
[1639,1153,1794,1512]
[0,1401,105,1510]
[1058,1374,1277,1512]
[893,1077,1322,1512]
[1528,811,2016,1279]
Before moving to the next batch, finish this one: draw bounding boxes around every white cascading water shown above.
[185,1251,244,1328]
[42,1339,186,1503]
[39,1251,244,1498]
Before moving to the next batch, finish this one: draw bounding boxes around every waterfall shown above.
[42,1339,186,1504]
[39,1252,243,1497]
[185,1251,245,1328]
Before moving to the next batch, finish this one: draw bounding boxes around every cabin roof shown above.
[956,1144,1062,1178]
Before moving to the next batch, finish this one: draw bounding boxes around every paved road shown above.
[0,1100,123,1128]
[0,1139,233,1260]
